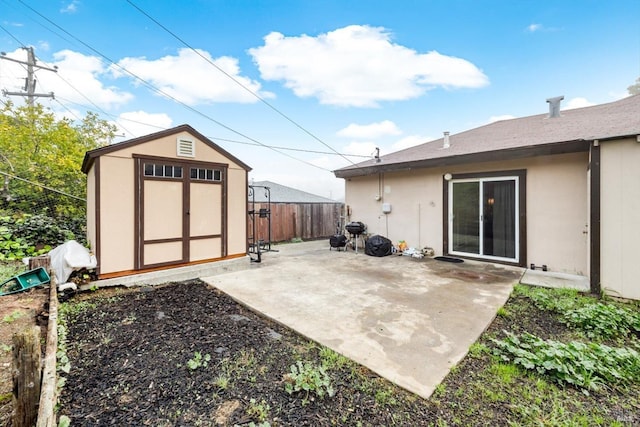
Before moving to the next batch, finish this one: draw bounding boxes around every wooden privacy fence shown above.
[249,202,344,243]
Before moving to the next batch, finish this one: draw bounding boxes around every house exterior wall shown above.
[600,137,640,300]
[89,130,248,277]
[344,152,588,275]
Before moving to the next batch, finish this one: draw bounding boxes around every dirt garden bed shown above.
[2,279,639,426]
[55,280,640,426]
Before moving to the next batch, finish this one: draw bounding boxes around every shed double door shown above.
[135,156,227,270]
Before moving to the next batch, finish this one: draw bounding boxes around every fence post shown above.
[28,255,51,271]
[12,326,42,427]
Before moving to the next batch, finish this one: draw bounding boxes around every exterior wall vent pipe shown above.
[443,131,450,149]
[546,96,564,118]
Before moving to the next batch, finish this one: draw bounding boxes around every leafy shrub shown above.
[284,360,335,403]
[11,214,77,246]
[564,303,640,339]
[0,213,85,260]
[0,223,50,260]
[492,332,640,392]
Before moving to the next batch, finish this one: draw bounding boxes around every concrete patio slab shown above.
[202,240,523,399]
[519,269,590,292]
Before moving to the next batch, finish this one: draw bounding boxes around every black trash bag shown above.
[365,235,393,257]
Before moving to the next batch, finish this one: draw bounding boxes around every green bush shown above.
[0,213,85,260]
[11,214,77,246]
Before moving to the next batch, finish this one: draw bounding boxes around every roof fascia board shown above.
[82,124,252,173]
[334,140,590,178]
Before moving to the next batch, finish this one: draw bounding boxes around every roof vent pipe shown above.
[546,96,564,118]
[443,131,450,149]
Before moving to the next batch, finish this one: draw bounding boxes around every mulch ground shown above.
[58,281,436,426]
[56,280,640,426]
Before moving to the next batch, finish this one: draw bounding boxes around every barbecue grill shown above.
[345,221,366,253]
[345,221,366,235]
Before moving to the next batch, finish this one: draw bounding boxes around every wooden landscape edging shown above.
[36,272,58,427]
[11,326,41,427]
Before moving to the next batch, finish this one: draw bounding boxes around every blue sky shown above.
[1,0,638,200]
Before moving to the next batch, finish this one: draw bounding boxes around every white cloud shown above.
[525,23,561,33]
[115,111,173,139]
[564,97,595,110]
[389,135,429,152]
[342,141,378,157]
[337,120,402,139]
[0,49,132,110]
[249,25,489,107]
[61,1,79,14]
[112,48,271,105]
[489,114,515,123]
[527,24,542,33]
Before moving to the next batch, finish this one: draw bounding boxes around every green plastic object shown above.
[0,267,51,296]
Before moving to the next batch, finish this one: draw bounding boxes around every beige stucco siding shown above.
[600,137,640,300]
[525,153,589,275]
[97,155,136,274]
[344,152,588,275]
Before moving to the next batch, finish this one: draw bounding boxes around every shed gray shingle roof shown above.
[249,180,340,203]
[335,94,640,178]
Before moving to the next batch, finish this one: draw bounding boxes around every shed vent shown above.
[177,138,195,157]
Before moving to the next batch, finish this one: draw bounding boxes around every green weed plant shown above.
[492,332,640,392]
[284,360,335,404]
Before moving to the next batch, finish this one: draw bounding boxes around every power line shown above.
[52,95,371,158]
[125,0,360,168]
[0,170,84,201]
[15,1,331,173]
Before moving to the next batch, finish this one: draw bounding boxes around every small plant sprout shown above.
[2,310,24,323]
[187,351,211,370]
[246,398,271,422]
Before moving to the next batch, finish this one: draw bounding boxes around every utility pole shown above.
[1,46,57,105]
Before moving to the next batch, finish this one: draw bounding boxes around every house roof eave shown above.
[334,139,590,179]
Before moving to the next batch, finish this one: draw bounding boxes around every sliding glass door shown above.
[449,176,519,262]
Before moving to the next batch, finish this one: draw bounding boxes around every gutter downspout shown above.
[589,140,601,295]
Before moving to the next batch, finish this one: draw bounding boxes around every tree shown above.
[629,77,640,95]
[0,101,116,218]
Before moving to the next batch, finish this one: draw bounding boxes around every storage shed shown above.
[82,124,251,279]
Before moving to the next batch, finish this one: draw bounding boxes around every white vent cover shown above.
[177,138,195,157]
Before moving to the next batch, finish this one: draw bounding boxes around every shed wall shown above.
[344,152,588,275]
[227,168,248,255]
[600,137,640,300]
[98,155,136,274]
[86,165,96,255]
